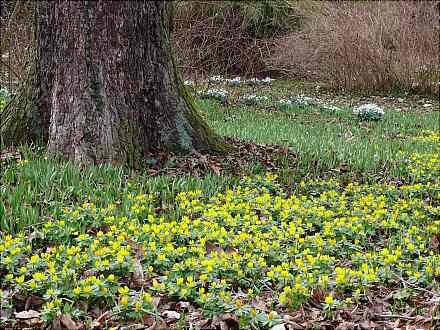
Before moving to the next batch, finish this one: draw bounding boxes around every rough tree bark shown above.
[1,1,226,166]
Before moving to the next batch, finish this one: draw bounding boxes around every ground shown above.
[0,79,439,330]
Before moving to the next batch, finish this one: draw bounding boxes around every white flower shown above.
[320,104,341,112]
[353,103,384,121]
[278,99,292,105]
[240,94,269,105]
[247,78,260,85]
[242,77,275,85]
[261,77,275,84]
[208,76,224,83]
[183,80,194,86]
[290,95,321,107]
[353,103,384,115]
[227,77,242,85]
[198,89,229,101]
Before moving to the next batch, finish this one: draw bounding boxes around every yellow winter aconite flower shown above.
[325,295,334,305]
[120,295,129,305]
[118,286,130,295]
[33,272,46,281]
[141,292,153,303]
[1,143,439,323]
[15,275,25,284]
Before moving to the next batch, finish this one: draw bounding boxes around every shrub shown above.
[0,0,33,91]
[172,0,304,78]
[267,1,439,95]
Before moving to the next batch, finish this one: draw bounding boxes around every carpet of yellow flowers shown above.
[1,132,439,329]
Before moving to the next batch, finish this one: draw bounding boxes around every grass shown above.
[200,99,437,177]
[0,80,439,329]
[0,146,235,233]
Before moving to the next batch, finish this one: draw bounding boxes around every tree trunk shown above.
[2,1,226,166]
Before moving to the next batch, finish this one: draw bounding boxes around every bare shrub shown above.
[0,0,33,92]
[267,1,439,94]
[172,0,303,78]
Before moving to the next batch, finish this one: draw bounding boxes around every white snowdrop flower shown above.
[208,75,224,83]
[246,78,260,85]
[320,104,341,112]
[261,77,275,84]
[353,103,385,121]
[290,95,320,107]
[240,94,269,105]
[278,99,292,105]
[198,89,229,102]
[227,77,242,85]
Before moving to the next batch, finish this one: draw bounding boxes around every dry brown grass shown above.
[267,1,439,94]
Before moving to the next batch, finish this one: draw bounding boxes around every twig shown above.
[376,314,417,320]
[397,275,436,295]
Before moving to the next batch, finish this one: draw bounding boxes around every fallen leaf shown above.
[162,310,181,322]
[130,256,144,289]
[205,242,224,255]
[335,321,355,330]
[310,287,326,304]
[25,295,45,310]
[212,313,239,330]
[359,320,378,329]
[432,234,440,250]
[61,314,80,330]
[91,310,111,329]
[175,301,191,311]
[14,310,41,319]
[210,163,221,175]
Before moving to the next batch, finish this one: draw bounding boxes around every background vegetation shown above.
[1,1,438,95]
[173,0,438,95]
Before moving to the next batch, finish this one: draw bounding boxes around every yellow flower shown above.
[278,293,288,305]
[83,286,93,295]
[142,292,153,303]
[15,275,25,285]
[120,295,129,305]
[118,286,130,295]
[251,308,257,317]
[325,295,334,305]
[32,272,46,281]
[268,311,277,320]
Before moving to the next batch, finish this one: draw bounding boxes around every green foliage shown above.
[0,146,233,233]
[1,141,439,326]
